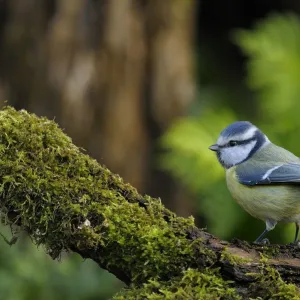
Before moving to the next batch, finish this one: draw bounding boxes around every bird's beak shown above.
[209,144,219,151]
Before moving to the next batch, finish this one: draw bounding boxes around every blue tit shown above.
[209,121,300,244]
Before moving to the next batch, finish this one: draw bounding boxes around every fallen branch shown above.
[0,106,299,299]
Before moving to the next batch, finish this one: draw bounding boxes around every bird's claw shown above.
[253,238,270,245]
[291,240,300,246]
[261,238,270,245]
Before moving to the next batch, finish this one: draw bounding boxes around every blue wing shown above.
[236,163,300,186]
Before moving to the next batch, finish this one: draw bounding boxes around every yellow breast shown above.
[226,167,300,223]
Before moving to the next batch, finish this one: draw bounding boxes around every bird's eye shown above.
[229,140,238,147]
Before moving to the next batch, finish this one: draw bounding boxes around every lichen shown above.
[0,106,211,284]
[114,268,241,300]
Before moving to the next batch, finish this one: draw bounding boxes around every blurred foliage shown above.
[235,13,300,141]
[0,226,122,300]
[161,12,300,244]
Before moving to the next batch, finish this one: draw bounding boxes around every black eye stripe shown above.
[218,137,256,148]
[216,129,266,169]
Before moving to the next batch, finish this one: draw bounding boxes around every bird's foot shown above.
[262,238,270,245]
[291,240,300,247]
[254,238,270,245]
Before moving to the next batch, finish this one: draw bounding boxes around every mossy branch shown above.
[0,106,300,299]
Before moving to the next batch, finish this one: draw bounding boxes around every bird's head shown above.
[209,121,270,169]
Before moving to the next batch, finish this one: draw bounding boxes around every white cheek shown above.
[220,141,257,167]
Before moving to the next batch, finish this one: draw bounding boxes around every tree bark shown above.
[0,106,299,299]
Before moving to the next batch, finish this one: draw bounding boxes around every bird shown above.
[209,121,300,244]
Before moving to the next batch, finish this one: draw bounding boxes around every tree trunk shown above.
[0,0,196,217]
[0,106,299,299]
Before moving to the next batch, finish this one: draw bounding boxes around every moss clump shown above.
[252,244,281,259]
[248,255,300,299]
[0,107,214,284]
[114,268,240,300]
[220,247,252,265]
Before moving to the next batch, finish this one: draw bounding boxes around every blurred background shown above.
[0,0,300,299]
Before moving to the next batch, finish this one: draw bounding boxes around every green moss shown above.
[256,244,281,259]
[0,106,213,284]
[248,254,300,299]
[220,247,252,265]
[114,268,241,300]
